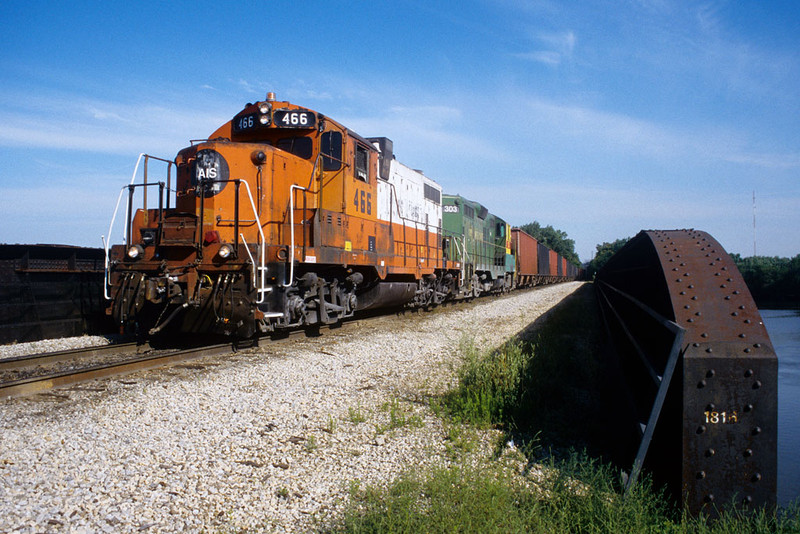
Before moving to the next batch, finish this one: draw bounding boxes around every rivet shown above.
[720,284,727,288]
[744,348,751,353]
[707,403,716,411]
[744,404,754,412]
[744,319,751,324]
[688,285,695,289]
[693,342,700,347]
[706,370,715,378]
[688,318,694,323]
[715,273,721,277]
[752,426,762,435]
[739,333,747,338]
[753,380,762,389]
[752,473,762,482]
[733,290,740,295]
[725,296,731,300]
[743,496,753,505]
[692,296,698,301]
[677,278,683,282]
[727,278,733,282]
[732,312,739,317]
[695,311,702,316]
[745,369,754,377]
[744,448,753,458]
[706,448,716,457]
[698,379,707,388]
[706,348,713,353]
[739,305,746,310]
[685,305,691,309]
[701,332,709,338]
[697,471,706,479]
[680,262,687,266]
[705,494,715,503]
[697,425,707,434]
[754,343,762,348]
[680,291,686,295]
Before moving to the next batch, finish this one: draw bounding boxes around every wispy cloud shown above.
[521,96,800,170]
[515,29,577,66]
[0,92,228,156]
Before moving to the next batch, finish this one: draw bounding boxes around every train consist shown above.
[105,94,578,338]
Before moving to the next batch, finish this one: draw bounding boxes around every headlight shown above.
[127,245,145,259]
[259,114,270,125]
[259,103,271,114]
[218,244,234,259]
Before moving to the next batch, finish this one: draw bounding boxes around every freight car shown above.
[105,94,579,339]
[510,227,581,286]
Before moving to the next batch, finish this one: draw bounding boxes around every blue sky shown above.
[1,0,798,262]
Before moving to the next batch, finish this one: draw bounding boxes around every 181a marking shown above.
[704,410,739,424]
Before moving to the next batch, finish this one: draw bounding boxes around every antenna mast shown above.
[752,190,757,256]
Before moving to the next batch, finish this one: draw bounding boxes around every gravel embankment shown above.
[0,282,583,533]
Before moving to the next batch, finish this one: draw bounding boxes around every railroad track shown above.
[0,342,236,399]
[0,285,543,400]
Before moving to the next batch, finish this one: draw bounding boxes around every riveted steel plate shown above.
[596,229,777,515]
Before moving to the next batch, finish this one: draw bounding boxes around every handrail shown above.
[198,178,267,303]
[104,153,146,299]
[285,184,308,287]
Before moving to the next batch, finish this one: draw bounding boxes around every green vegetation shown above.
[585,237,631,279]
[731,254,800,306]
[375,397,423,435]
[333,285,800,533]
[585,237,799,307]
[518,221,580,266]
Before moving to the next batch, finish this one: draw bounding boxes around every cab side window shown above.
[355,143,369,182]
[321,131,343,171]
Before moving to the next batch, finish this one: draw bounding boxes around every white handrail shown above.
[236,180,267,303]
[103,153,146,300]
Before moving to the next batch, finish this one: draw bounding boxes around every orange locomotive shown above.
[105,93,456,338]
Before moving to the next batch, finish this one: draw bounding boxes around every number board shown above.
[232,113,260,134]
[274,110,316,129]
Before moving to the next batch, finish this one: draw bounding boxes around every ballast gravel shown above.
[0,282,583,533]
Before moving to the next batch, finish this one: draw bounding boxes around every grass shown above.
[374,398,423,435]
[332,284,800,533]
[339,455,800,533]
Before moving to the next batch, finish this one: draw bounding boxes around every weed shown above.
[305,435,318,452]
[348,404,366,424]
[324,415,338,434]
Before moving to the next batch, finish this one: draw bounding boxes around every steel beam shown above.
[596,229,777,515]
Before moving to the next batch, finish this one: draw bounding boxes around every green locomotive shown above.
[442,194,515,297]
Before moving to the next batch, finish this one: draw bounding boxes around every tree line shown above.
[585,237,800,307]
[517,221,580,265]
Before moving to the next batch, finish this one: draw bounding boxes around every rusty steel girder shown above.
[595,229,777,515]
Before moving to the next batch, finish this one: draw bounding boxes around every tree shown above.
[518,221,579,265]
[585,238,631,279]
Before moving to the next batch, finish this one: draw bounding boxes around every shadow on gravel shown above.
[507,282,637,468]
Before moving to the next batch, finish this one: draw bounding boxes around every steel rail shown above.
[0,342,142,372]
[0,343,234,399]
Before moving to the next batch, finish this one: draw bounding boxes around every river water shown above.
[761,309,800,506]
